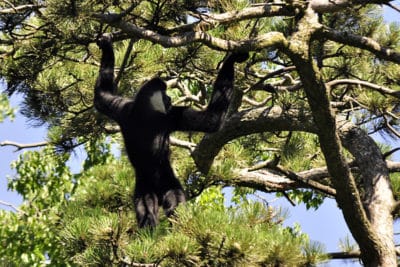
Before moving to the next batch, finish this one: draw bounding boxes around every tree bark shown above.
[338,118,396,266]
[284,7,396,266]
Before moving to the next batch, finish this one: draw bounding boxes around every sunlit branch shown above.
[310,0,390,13]
[320,27,400,64]
[327,79,400,98]
[0,4,43,14]
[271,164,336,196]
[190,3,294,24]
[93,13,288,52]
[170,137,196,152]
[0,140,48,151]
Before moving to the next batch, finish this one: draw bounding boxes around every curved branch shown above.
[320,27,400,64]
[192,106,317,173]
[191,3,294,24]
[92,13,288,52]
[271,164,336,196]
[310,0,390,13]
[327,79,400,98]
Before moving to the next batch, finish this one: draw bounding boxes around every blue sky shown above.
[0,3,399,266]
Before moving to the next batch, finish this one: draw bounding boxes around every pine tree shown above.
[1,0,400,266]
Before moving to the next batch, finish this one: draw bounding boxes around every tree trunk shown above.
[286,7,397,266]
[338,119,396,266]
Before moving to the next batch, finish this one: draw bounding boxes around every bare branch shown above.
[328,251,361,259]
[271,164,336,196]
[0,200,26,215]
[230,168,297,192]
[387,160,400,172]
[0,4,43,14]
[383,148,400,159]
[327,79,400,98]
[0,140,48,151]
[192,106,316,174]
[170,137,196,152]
[191,3,294,24]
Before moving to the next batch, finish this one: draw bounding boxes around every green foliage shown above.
[0,92,15,122]
[9,147,72,207]
[1,147,74,266]
[1,1,399,265]
[0,210,50,266]
[278,190,325,210]
[59,179,326,266]
[390,173,400,215]
[82,134,117,170]
[47,157,326,266]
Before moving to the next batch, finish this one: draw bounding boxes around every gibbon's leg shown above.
[134,184,159,228]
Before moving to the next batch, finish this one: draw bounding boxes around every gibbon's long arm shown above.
[169,52,248,132]
[94,35,132,122]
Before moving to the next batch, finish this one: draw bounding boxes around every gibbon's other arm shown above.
[94,34,131,122]
[168,52,248,132]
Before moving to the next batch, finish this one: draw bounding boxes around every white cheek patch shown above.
[149,90,167,114]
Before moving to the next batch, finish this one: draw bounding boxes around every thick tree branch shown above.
[387,160,400,172]
[226,158,400,198]
[287,8,393,265]
[320,27,400,64]
[338,119,396,265]
[92,13,288,52]
[238,157,336,195]
[192,106,317,173]
[170,136,196,152]
[271,164,336,196]
[190,3,294,24]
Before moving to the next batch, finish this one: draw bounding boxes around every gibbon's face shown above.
[148,89,171,114]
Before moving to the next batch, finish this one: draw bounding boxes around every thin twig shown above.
[0,200,26,215]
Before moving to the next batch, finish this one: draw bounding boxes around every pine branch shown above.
[189,3,294,24]
[320,27,400,64]
[271,164,336,196]
[93,12,288,52]
[327,79,400,98]
[310,0,390,13]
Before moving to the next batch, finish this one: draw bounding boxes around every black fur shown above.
[95,34,248,228]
